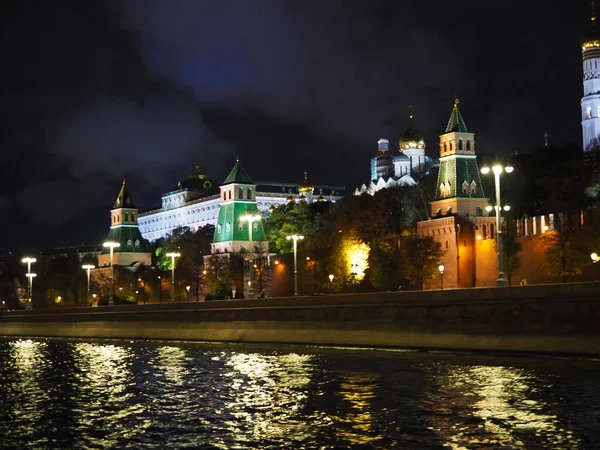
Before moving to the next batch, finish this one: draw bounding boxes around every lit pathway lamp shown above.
[286,234,304,296]
[21,257,36,309]
[25,273,37,310]
[591,252,599,281]
[103,241,120,305]
[82,264,95,306]
[241,212,262,298]
[481,164,513,287]
[438,264,445,290]
[166,252,181,302]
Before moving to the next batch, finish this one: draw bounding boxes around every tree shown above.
[540,224,588,283]
[400,235,444,290]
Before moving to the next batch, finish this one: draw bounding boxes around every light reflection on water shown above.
[0,338,598,449]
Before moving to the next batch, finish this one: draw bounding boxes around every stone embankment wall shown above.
[1,283,599,355]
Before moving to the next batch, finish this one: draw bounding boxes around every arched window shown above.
[135,240,140,249]
[217,223,222,233]
[228,190,231,200]
[458,139,463,150]
[239,187,244,199]
[444,142,447,152]
[449,142,453,151]
[476,206,483,217]
[238,222,243,231]
[247,187,252,200]
[470,181,477,194]
[127,239,133,248]
[226,222,231,232]
[466,139,471,151]
[445,240,449,248]
[447,207,453,215]
[588,106,592,119]
[436,208,442,217]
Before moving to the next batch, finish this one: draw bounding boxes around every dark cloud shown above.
[0,0,593,251]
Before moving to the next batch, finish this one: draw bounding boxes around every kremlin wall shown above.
[2,283,599,355]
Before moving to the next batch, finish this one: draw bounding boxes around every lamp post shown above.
[166,252,181,302]
[103,241,120,305]
[21,257,36,309]
[82,264,95,306]
[158,275,163,303]
[438,264,445,290]
[241,211,262,298]
[350,263,358,293]
[286,234,304,296]
[25,273,37,309]
[591,252,599,281]
[481,164,513,287]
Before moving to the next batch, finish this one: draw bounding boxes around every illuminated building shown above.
[139,164,345,242]
[581,1,600,151]
[355,111,434,196]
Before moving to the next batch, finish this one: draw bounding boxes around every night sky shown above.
[1,1,593,253]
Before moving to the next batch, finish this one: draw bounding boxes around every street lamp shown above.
[25,273,37,309]
[82,264,95,306]
[103,241,120,305]
[591,252,599,281]
[241,211,262,298]
[350,263,358,293]
[286,234,304,296]
[21,257,37,309]
[481,164,513,287]
[166,252,181,302]
[329,274,334,283]
[438,264,445,290]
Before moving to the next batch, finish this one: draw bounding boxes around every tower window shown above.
[458,139,463,150]
[470,180,477,194]
[135,240,140,249]
[226,222,231,232]
[253,222,258,231]
[462,181,469,194]
[247,188,252,200]
[239,187,244,200]
[466,139,471,151]
[127,239,133,248]
[239,222,243,231]
[228,191,231,200]
[588,106,592,119]
[217,223,222,233]
[444,142,447,152]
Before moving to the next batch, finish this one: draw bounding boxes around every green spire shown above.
[445,98,468,133]
[223,159,254,185]
[113,179,137,209]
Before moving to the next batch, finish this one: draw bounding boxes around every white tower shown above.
[582,1,600,152]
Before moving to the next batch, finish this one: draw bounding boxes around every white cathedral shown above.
[354,113,434,196]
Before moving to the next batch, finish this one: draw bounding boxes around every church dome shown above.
[400,113,425,150]
[286,189,296,205]
[298,170,313,195]
[395,153,409,162]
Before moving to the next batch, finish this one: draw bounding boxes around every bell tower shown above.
[582,0,600,151]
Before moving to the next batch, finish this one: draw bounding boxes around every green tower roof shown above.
[100,227,150,256]
[113,180,137,209]
[223,160,254,185]
[445,99,468,133]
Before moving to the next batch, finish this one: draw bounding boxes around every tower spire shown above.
[592,0,597,25]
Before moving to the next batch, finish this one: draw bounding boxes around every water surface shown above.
[0,338,598,449]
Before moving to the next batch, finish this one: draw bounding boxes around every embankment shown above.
[1,283,599,355]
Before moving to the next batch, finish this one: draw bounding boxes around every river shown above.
[0,337,598,449]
